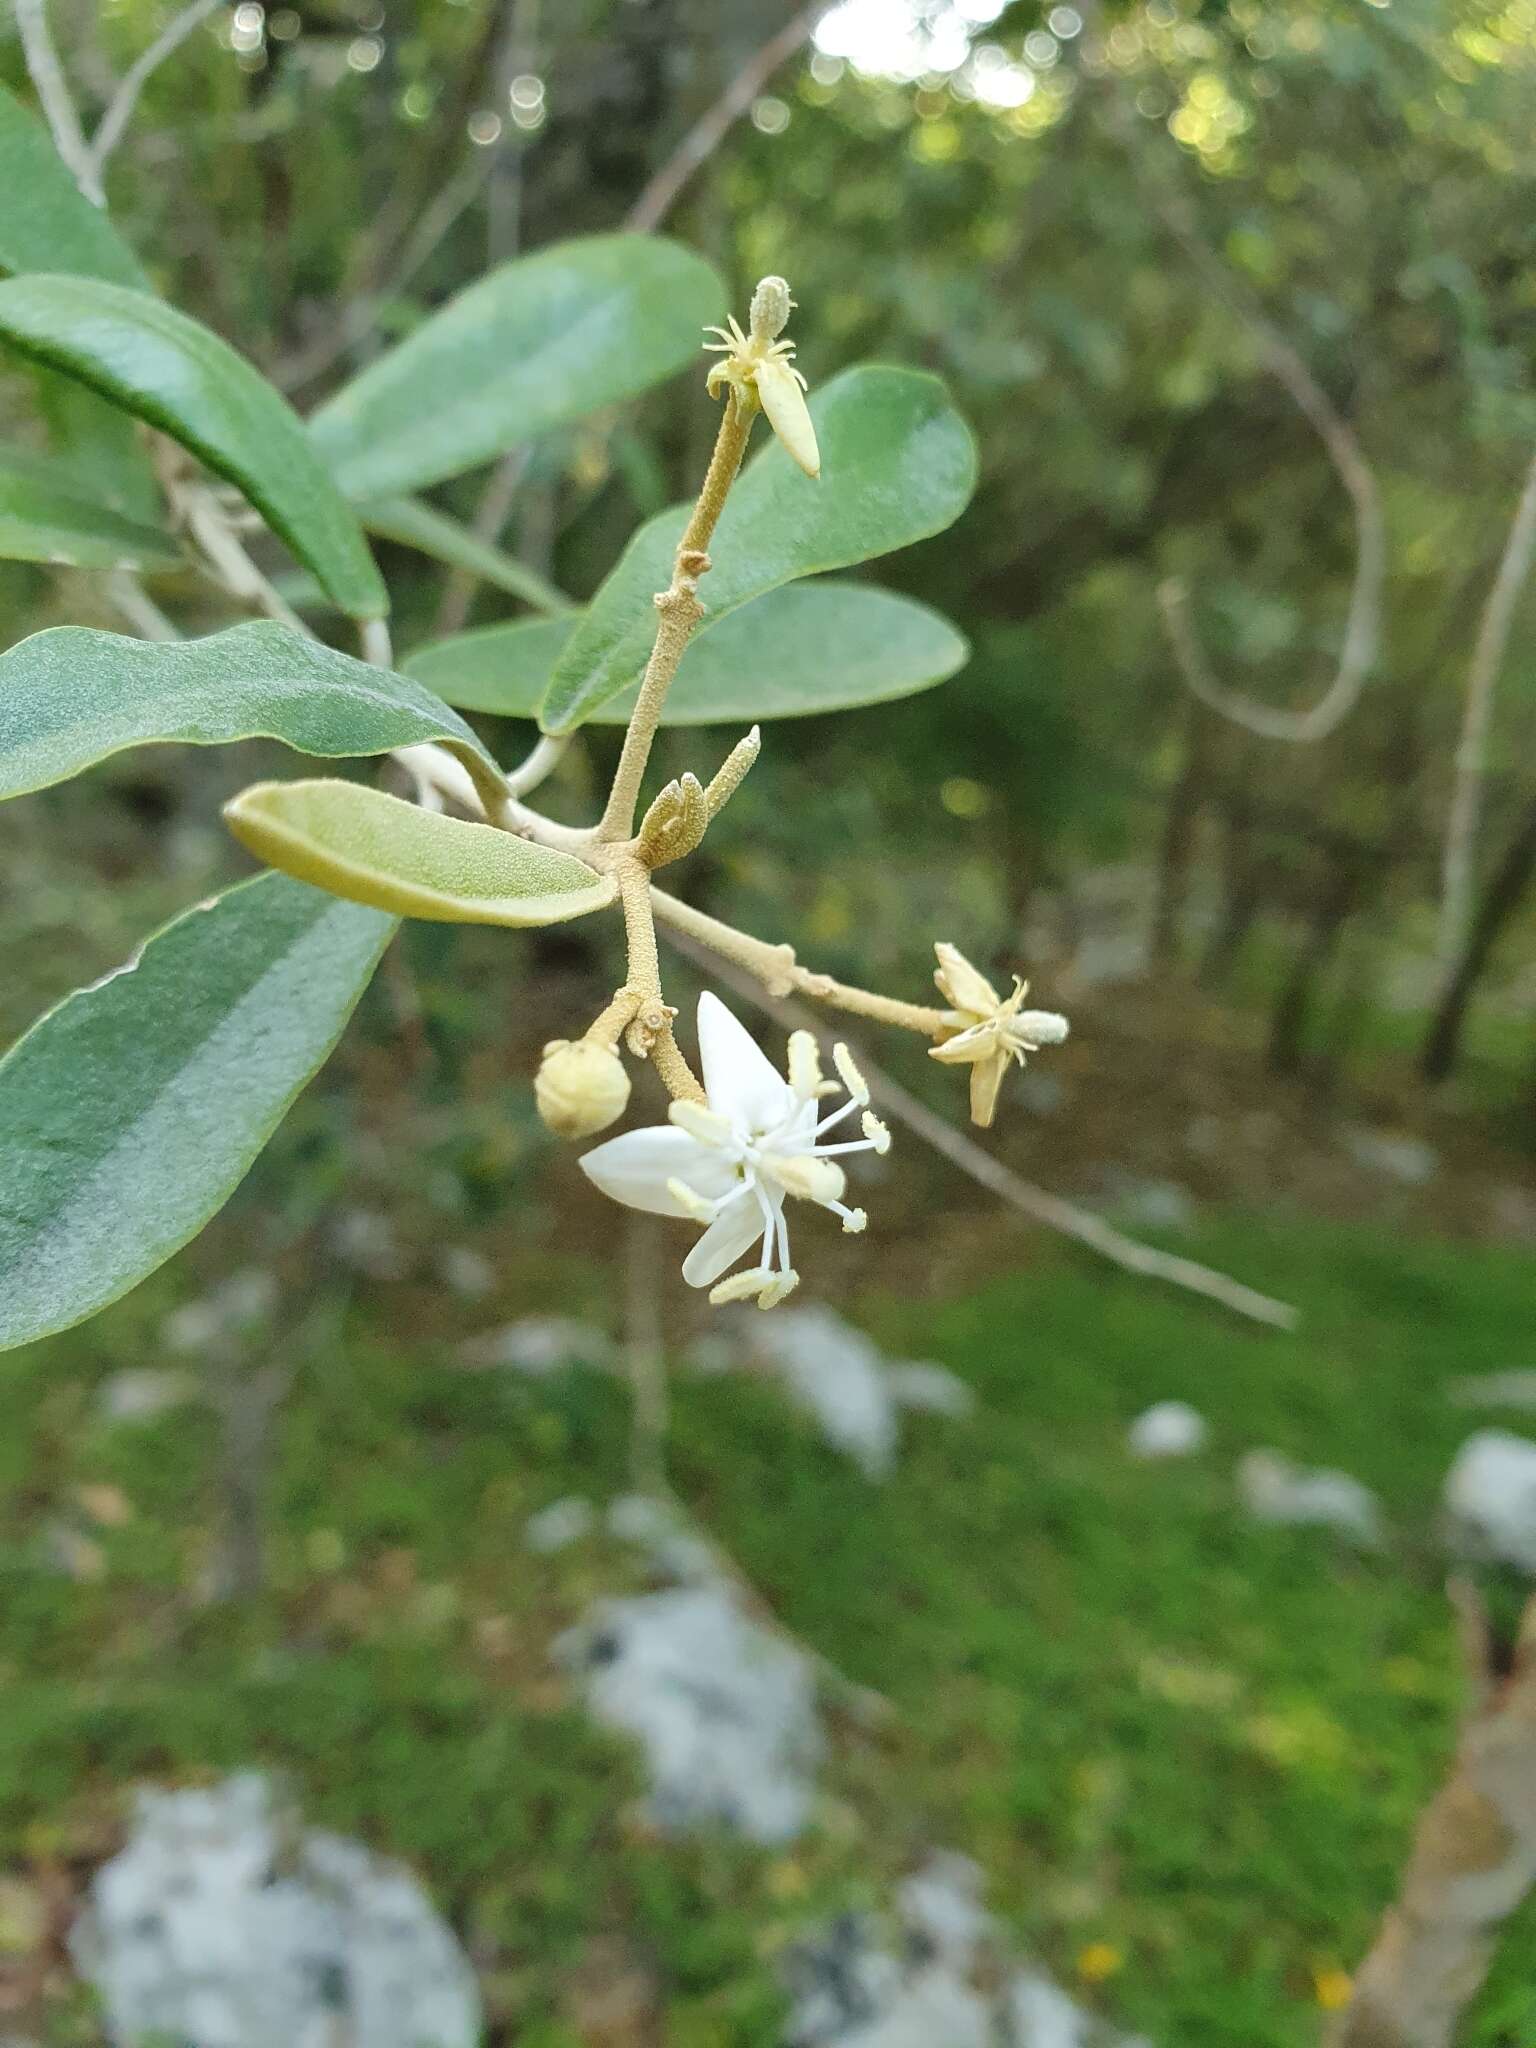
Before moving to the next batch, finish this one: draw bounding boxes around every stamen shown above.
[774,1201,792,1277]
[832,1043,869,1105]
[669,1099,733,1146]
[812,1094,861,1140]
[861,1111,891,1154]
[761,1269,800,1308]
[666,1177,719,1224]
[788,1030,822,1099]
[765,1154,845,1204]
[709,1267,776,1306]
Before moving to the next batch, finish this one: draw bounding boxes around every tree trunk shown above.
[1268,862,1360,1076]
[1149,698,1209,970]
[1200,792,1262,989]
[1331,1587,1536,2048]
[1422,797,1536,1083]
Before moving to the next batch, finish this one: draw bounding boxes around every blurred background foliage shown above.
[2,2,1536,2044]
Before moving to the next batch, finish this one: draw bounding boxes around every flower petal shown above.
[696,991,793,1132]
[968,1053,1009,1129]
[928,1021,995,1065]
[681,1189,767,1288]
[754,355,820,479]
[580,1125,735,1216]
[933,942,1001,1017]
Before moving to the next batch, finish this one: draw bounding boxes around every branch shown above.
[1090,43,1384,743]
[624,6,818,235]
[14,0,94,194]
[1436,439,1536,977]
[661,932,1299,1332]
[86,0,227,192]
[273,154,495,391]
[1330,1584,1536,2048]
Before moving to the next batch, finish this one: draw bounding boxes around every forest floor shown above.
[3,1194,1535,2047]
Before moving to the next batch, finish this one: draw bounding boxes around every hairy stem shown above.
[597,393,754,842]
[649,887,955,1036]
[618,861,706,1102]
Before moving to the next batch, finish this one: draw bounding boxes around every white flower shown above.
[928,941,1069,1129]
[703,276,820,479]
[580,993,889,1308]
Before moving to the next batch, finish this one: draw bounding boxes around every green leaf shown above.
[406,581,969,724]
[0,444,180,569]
[0,620,506,805]
[310,235,724,500]
[0,873,394,1352]
[0,276,387,619]
[538,366,977,732]
[225,778,618,926]
[361,495,571,616]
[0,87,150,290]
[30,366,161,522]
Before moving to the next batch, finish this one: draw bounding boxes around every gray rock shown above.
[885,1364,975,1420]
[782,1855,1148,2048]
[1447,1372,1536,1410]
[555,1585,822,1843]
[1128,1403,1208,1460]
[1443,1430,1536,1573]
[98,1370,196,1423]
[742,1308,900,1480]
[70,1773,481,2048]
[462,1316,614,1376]
[1237,1450,1383,1547]
[523,1497,595,1555]
[1341,1127,1438,1187]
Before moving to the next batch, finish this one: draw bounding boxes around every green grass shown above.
[4,1210,1536,2045]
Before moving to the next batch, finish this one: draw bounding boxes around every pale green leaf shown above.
[0,873,395,1352]
[311,235,725,500]
[405,582,969,724]
[225,778,617,926]
[0,87,150,290]
[0,276,387,619]
[0,444,180,569]
[361,495,571,616]
[0,619,506,806]
[538,367,977,732]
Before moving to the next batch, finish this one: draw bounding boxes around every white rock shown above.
[781,1867,1148,2048]
[1448,1372,1536,1410]
[605,1494,720,1583]
[330,1207,404,1280]
[1443,1430,1536,1572]
[523,1497,595,1555]
[555,1585,822,1843]
[162,1270,278,1355]
[70,1773,480,2048]
[737,1306,900,1480]
[97,1370,196,1423]
[1008,1970,1151,2047]
[1102,1174,1196,1234]
[885,1364,975,1420]
[835,1970,993,2048]
[437,1246,494,1299]
[463,1316,614,1376]
[1341,1126,1438,1186]
[1237,1450,1383,1546]
[895,1851,990,1968]
[782,1915,987,2048]
[1128,1402,1208,1460]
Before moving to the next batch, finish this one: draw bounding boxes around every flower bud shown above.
[749,275,793,342]
[535,1038,631,1140]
